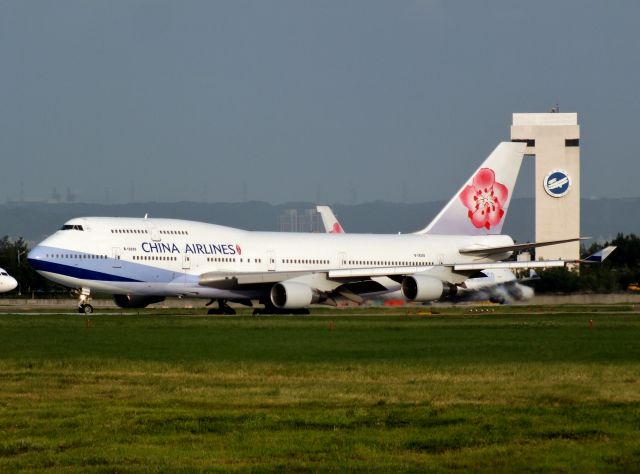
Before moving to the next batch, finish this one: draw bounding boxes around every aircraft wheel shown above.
[79,304,94,314]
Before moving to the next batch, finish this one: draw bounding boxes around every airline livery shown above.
[28,142,582,314]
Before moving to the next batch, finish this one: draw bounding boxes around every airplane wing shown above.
[453,260,565,271]
[200,266,423,288]
[199,258,567,290]
[198,245,615,306]
[454,244,616,272]
[458,237,588,257]
[199,270,314,288]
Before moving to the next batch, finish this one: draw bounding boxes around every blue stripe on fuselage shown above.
[28,245,189,284]
[28,258,143,283]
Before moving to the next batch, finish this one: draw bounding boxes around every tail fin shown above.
[316,205,345,233]
[416,142,527,235]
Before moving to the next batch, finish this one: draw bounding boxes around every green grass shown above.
[0,308,639,472]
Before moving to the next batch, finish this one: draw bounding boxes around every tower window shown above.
[512,139,535,147]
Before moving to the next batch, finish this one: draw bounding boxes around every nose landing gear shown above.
[75,288,94,314]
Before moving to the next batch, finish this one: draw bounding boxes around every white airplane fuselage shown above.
[28,142,540,312]
[28,216,514,300]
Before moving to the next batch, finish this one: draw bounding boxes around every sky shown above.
[1,1,639,204]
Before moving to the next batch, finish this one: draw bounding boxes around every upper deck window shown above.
[61,224,84,231]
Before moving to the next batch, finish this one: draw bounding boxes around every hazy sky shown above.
[1,1,639,204]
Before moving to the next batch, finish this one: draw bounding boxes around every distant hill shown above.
[0,198,637,245]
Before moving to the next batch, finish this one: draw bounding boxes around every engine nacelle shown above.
[401,275,456,302]
[113,294,166,309]
[270,282,320,309]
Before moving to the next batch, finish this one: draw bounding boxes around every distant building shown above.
[278,208,323,232]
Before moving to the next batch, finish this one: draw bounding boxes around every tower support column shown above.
[510,113,580,262]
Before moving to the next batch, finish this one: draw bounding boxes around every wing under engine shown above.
[197,263,535,308]
[196,244,616,308]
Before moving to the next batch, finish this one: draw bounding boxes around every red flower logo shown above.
[459,168,508,230]
[330,223,344,234]
[236,244,242,255]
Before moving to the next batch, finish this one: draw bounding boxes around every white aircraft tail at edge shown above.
[29,141,591,314]
[316,206,345,234]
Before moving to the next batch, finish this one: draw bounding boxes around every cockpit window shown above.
[61,224,84,231]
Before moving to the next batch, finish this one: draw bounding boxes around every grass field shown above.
[0,306,639,472]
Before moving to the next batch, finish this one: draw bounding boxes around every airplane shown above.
[0,268,18,293]
[28,141,586,314]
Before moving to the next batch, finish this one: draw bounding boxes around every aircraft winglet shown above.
[580,245,617,263]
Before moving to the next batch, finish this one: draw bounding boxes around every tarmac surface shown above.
[1,293,640,312]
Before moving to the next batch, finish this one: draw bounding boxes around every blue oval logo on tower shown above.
[543,170,571,198]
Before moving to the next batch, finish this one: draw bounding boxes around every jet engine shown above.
[113,294,166,309]
[401,275,457,302]
[270,282,320,309]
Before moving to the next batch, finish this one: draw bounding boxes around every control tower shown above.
[510,112,580,262]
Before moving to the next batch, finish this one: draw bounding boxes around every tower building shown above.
[510,112,580,262]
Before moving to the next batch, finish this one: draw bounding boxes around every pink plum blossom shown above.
[459,168,508,230]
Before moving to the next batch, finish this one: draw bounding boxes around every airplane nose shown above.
[7,277,17,292]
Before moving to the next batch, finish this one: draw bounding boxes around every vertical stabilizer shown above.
[417,142,527,235]
[316,205,345,233]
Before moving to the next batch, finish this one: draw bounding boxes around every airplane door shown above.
[267,251,276,271]
[145,222,161,242]
[182,254,191,270]
[338,252,347,268]
[112,247,122,268]
[437,254,444,265]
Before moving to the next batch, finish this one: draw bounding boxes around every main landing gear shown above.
[206,299,236,315]
[75,288,94,314]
